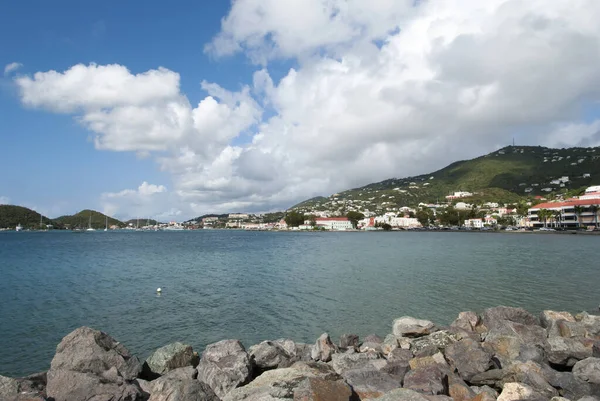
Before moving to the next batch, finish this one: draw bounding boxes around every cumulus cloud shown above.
[4,62,22,76]
[14,0,600,219]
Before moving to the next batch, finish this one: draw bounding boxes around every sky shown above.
[2,0,600,221]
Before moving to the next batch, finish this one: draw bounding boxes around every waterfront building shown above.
[528,198,600,228]
[315,217,353,230]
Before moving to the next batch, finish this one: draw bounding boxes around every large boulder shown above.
[331,351,384,375]
[403,365,448,395]
[482,306,539,329]
[311,333,338,362]
[393,317,436,338]
[0,376,19,399]
[576,313,600,337]
[46,327,145,401]
[483,320,548,368]
[149,374,219,401]
[293,377,354,401]
[540,311,576,329]
[469,369,505,387]
[573,358,600,384]
[197,339,253,398]
[411,331,459,356]
[146,342,196,376]
[496,382,547,401]
[222,361,347,401]
[339,334,360,350]
[445,338,493,381]
[249,339,296,371]
[342,368,402,399]
[540,366,598,401]
[546,336,594,367]
[451,311,481,333]
[500,361,558,399]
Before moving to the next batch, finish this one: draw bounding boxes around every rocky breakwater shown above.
[1,306,600,401]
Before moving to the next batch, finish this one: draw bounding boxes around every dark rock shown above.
[446,338,492,382]
[249,339,295,371]
[197,339,253,398]
[145,342,196,376]
[470,369,505,387]
[149,375,219,401]
[496,382,547,401]
[222,361,342,401]
[393,317,436,338]
[339,334,360,349]
[403,365,448,395]
[482,306,539,329]
[573,358,600,384]
[540,365,597,401]
[293,377,354,401]
[311,333,338,362]
[500,361,558,399]
[342,368,402,399]
[448,373,477,401]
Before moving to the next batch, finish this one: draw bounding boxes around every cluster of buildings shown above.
[528,186,600,229]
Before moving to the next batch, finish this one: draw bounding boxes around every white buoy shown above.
[156,287,162,293]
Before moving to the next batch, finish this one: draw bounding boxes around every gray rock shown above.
[49,326,142,380]
[386,348,414,364]
[197,339,253,398]
[403,365,448,395]
[295,343,314,362]
[500,361,558,399]
[222,361,342,401]
[393,317,436,338]
[541,311,576,328]
[576,313,600,337]
[547,336,594,367]
[339,334,360,349]
[451,311,481,333]
[331,351,383,374]
[0,375,19,399]
[573,358,600,384]
[136,378,153,394]
[46,369,145,401]
[310,333,338,362]
[538,364,597,401]
[149,375,219,401]
[382,334,400,355]
[15,371,47,396]
[146,342,196,375]
[249,340,295,370]
[578,397,600,401]
[447,373,477,401]
[364,334,384,344]
[550,397,571,401]
[483,320,548,367]
[472,384,499,398]
[554,320,590,338]
[161,366,197,380]
[482,306,539,329]
[293,377,353,401]
[445,337,492,381]
[342,368,402,399]
[375,388,433,401]
[497,382,547,401]
[411,331,459,356]
[470,369,505,387]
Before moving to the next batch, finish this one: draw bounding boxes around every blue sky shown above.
[2,0,600,220]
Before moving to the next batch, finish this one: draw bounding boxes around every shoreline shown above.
[2,306,599,400]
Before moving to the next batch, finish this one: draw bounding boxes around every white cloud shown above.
[15,0,600,219]
[0,196,10,205]
[4,62,22,76]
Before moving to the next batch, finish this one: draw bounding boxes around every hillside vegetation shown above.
[291,146,599,213]
[0,205,59,229]
[54,210,124,229]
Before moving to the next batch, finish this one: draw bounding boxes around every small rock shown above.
[451,311,481,333]
[196,339,253,398]
[470,369,505,387]
[497,382,546,401]
[550,397,571,401]
[382,334,400,355]
[408,352,448,370]
[448,374,477,401]
[149,375,219,401]
[145,342,196,376]
[540,311,576,328]
[446,338,492,381]
[311,333,338,362]
[293,377,353,401]
[573,357,600,384]
[364,334,384,344]
[576,313,600,337]
[411,331,459,356]
[546,336,593,367]
[339,334,360,350]
[393,317,436,338]
[501,361,558,399]
[331,351,382,374]
[249,339,295,371]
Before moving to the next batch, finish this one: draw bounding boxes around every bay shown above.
[0,230,597,376]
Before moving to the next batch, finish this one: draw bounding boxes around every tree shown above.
[590,205,599,228]
[553,210,562,229]
[574,205,585,229]
[284,211,305,227]
[537,209,549,228]
[416,208,434,227]
[346,211,365,228]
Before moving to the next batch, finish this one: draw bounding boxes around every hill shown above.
[291,145,600,213]
[54,210,124,229]
[0,205,58,230]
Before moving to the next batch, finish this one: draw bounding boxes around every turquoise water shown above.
[0,230,598,376]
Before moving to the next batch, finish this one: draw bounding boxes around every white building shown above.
[228,213,249,220]
[315,217,353,230]
[464,219,484,228]
[445,191,473,200]
[390,217,421,228]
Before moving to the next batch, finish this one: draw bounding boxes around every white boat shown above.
[104,215,108,232]
[86,214,96,232]
[163,225,185,231]
[16,224,23,232]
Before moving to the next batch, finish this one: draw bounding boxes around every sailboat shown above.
[86,213,96,232]
[104,215,108,232]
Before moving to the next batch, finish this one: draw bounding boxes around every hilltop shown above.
[291,145,599,213]
[54,210,124,229]
[0,205,59,230]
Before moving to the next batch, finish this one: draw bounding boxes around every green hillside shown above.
[0,205,59,230]
[291,146,599,213]
[54,210,124,229]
